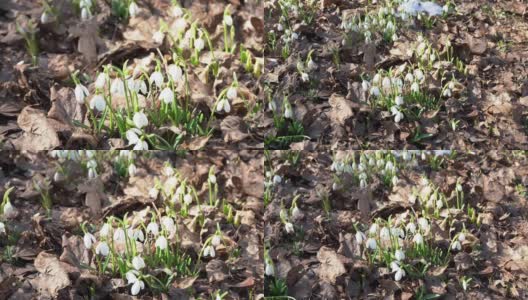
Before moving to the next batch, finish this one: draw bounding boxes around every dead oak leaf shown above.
[14,106,61,150]
[31,252,71,298]
[220,115,250,143]
[316,246,346,284]
[329,93,354,126]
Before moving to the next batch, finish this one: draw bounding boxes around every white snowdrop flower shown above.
[268,100,277,111]
[194,38,205,52]
[227,86,237,100]
[224,15,233,26]
[385,161,394,172]
[458,233,466,242]
[74,84,90,104]
[284,222,294,234]
[153,30,164,44]
[395,249,405,261]
[83,232,96,249]
[132,229,144,242]
[301,72,309,82]
[209,174,217,184]
[418,218,429,231]
[174,18,187,33]
[430,53,436,62]
[355,231,366,244]
[163,166,174,176]
[95,242,110,256]
[382,77,392,93]
[394,266,405,281]
[395,96,404,106]
[131,279,145,296]
[380,227,391,241]
[41,11,53,24]
[100,223,111,237]
[414,69,424,81]
[88,168,97,179]
[216,98,231,113]
[148,187,158,199]
[111,78,125,95]
[172,6,183,17]
[273,175,282,185]
[159,87,174,104]
[366,238,377,250]
[413,233,424,244]
[53,171,64,182]
[392,33,398,41]
[392,176,399,186]
[452,240,461,251]
[362,80,370,91]
[410,82,420,93]
[373,74,381,84]
[89,95,106,111]
[369,223,379,235]
[443,88,452,97]
[133,112,148,129]
[132,256,145,270]
[368,86,381,98]
[307,59,317,71]
[161,216,175,233]
[204,245,216,258]
[291,206,301,219]
[277,23,283,31]
[211,234,222,247]
[360,179,367,189]
[128,164,137,177]
[132,140,147,150]
[265,262,274,276]
[126,270,138,284]
[404,73,414,83]
[386,20,395,31]
[436,199,443,209]
[167,64,183,82]
[113,228,126,242]
[155,235,168,250]
[284,103,293,119]
[417,42,427,55]
[291,32,299,40]
[406,222,416,234]
[0,222,5,234]
[149,71,164,88]
[183,194,192,205]
[135,80,147,95]
[3,201,15,218]
[129,2,139,17]
[81,7,91,20]
[146,222,159,236]
[95,73,108,89]
[126,128,142,146]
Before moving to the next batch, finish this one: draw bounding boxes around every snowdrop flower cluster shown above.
[341,4,399,44]
[331,151,401,190]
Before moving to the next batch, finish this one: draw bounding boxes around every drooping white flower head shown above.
[83,232,96,249]
[216,98,231,113]
[172,6,183,17]
[159,87,175,104]
[167,64,183,82]
[226,87,237,100]
[355,231,366,244]
[111,78,125,96]
[95,242,110,256]
[95,73,108,89]
[155,235,168,250]
[452,240,461,251]
[129,2,139,17]
[395,249,405,261]
[224,15,233,26]
[0,222,5,234]
[89,95,106,111]
[209,174,217,184]
[149,71,164,88]
[132,256,145,270]
[412,232,424,244]
[265,262,274,276]
[75,84,90,104]
[153,30,164,44]
[366,238,377,250]
[128,164,137,177]
[194,38,205,52]
[183,194,192,205]
[113,228,126,242]
[100,223,111,237]
[146,222,159,236]
[203,245,216,258]
[133,112,148,129]
[284,222,294,234]
[211,234,222,247]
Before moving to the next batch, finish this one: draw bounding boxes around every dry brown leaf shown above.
[316,246,346,284]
